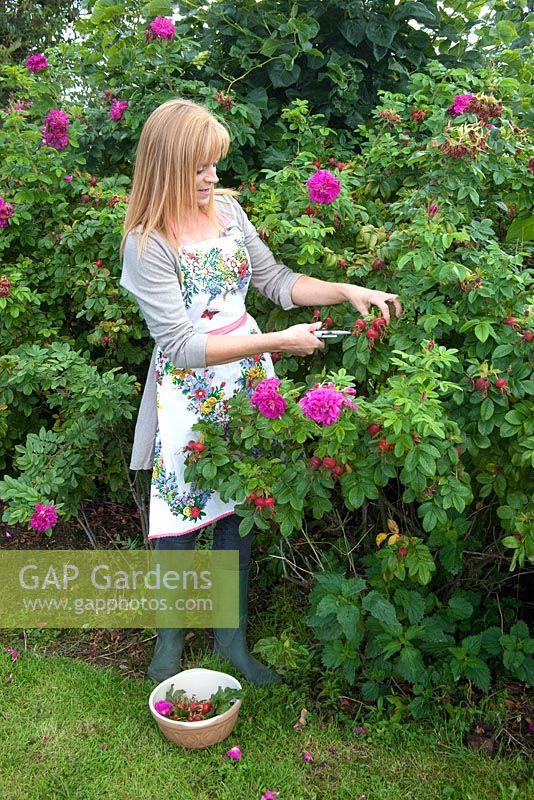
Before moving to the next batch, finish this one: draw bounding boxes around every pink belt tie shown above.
[207,311,248,335]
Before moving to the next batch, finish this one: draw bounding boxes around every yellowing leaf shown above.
[376,533,388,547]
[387,518,400,535]
[388,533,400,545]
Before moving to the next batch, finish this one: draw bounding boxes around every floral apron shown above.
[149,223,274,539]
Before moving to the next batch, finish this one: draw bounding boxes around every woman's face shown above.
[195,161,219,207]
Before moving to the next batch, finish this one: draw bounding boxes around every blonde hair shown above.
[121,98,231,256]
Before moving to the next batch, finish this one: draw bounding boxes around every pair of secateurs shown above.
[313,329,352,339]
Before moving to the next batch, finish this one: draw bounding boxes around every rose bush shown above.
[0,3,532,710]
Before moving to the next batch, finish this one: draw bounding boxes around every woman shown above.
[120,98,401,685]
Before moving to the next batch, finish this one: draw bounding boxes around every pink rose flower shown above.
[149,16,175,40]
[29,503,58,532]
[109,99,128,121]
[5,646,19,661]
[41,108,69,150]
[251,378,287,419]
[0,197,14,228]
[299,385,345,425]
[25,54,49,73]
[306,169,341,204]
[154,700,174,717]
[447,93,474,116]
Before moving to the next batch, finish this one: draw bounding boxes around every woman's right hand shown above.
[278,321,325,356]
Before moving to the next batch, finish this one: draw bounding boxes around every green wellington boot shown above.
[146,628,185,683]
[213,568,283,686]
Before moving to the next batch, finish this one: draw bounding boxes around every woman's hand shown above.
[341,285,402,323]
[278,321,325,356]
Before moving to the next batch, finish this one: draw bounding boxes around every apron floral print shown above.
[149,223,274,539]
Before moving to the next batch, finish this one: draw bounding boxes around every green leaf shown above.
[91,0,125,25]
[448,594,474,621]
[267,60,301,88]
[337,604,360,640]
[464,659,491,692]
[397,646,425,684]
[394,589,425,625]
[339,19,365,47]
[474,322,491,343]
[506,215,534,242]
[365,16,397,48]
[392,2,440,27]
[363,591,398,627]
[495,20,518,46]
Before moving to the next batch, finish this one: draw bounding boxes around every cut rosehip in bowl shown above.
[149,668,243,749]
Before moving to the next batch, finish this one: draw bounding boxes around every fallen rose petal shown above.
[302,750,313,762]
[226,745,242,761]
[261,792,279,800]
[353,725,368,735]
[5,646,19,661]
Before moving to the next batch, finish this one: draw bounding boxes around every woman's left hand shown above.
[341,285,402,324]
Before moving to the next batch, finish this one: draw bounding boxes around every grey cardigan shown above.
[120,193,302,470]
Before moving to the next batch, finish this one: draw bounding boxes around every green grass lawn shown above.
[0,648,532,800]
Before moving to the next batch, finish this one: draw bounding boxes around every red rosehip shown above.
[475,377,490,391]
[249,185,256,191]
[455,446,462,457]
[522,331,533,342]
[329,157,336,164]
[309,456,322,469]
[271,352,281,362]
[398,546,408,557]
[322,456,337,470]
[248,492,258,503]
[305,205,315,216]
[192,714,203,721]
[94,259,103,268]
[368,423,382,436]
[313,308,321,321]
[332,464,344,477]
[495,378,508,390]
[354,319,366,332]
[313,160,321,167]
[81,194,90,203]
[366,328,379,340]
[201,701,212,714]
[504,316,520,328]
[372,258,385,270]
[336,161,345,171]
[513,533,522,541]
[338,258,347,267]
[263,497,276,507]
[192,441,205,452]
[427,340,435,349]
[90,177,98,186]
[372,317,387,331]
[378,438,394,452]
[324,316,334,328]
[101,335,111,345]
[255,497,268,507]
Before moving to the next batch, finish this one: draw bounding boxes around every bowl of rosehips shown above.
[149,668,243,748]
